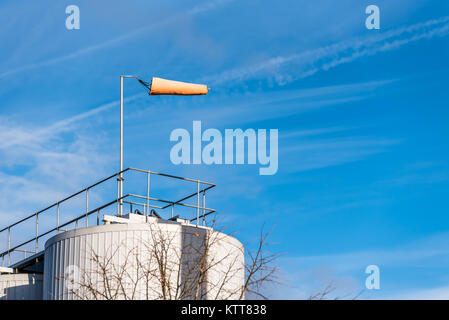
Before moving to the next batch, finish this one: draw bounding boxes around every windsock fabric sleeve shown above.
[149,77,209,95]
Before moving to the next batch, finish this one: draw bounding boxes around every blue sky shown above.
[1,0,449,299]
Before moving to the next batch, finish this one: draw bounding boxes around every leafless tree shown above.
[308,281,364,300]
[61,219,281,300]
[240,225,282,300]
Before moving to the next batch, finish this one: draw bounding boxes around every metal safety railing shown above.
[0,167,216,267]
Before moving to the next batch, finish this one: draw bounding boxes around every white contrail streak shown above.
[0,0,234,79]
[0,94,141,150]
[203,16,449,85]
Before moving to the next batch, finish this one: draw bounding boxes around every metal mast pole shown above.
[120,76,124,216]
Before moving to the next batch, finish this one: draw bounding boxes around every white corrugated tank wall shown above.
[0,274,43,300]
[43,220,244,300]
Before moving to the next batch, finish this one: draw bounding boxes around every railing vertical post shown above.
[57,202,60,232]
[171,203,174,218]
[196,181,200,227]
[117,178,120,216]
[97,209,100,226]
[86,188,89,227]
[8,227,10,266]
[202,190,206,226]
[35,214,38,253]
[120,180,123,216]
[146,171,150,219]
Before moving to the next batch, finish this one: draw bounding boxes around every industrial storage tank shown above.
[43,214,244,300]
[0,273,43,300]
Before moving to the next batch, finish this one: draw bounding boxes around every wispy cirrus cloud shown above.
[204,16,449,86]
[282,136,402,173]
[280,126,355,139]
[273,231,449,299]
[129,79,394,130]
[384,286,449,300]
[0,93,142,150]
[0,103,120,224]
[0,0,235,79]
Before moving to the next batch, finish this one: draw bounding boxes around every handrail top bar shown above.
[0,169,129,233]
[128,167,216,186]
[0,167,215,233]
[0,195,129,258]
[127,193,216,212]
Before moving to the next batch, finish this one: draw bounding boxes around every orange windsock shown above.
[149,77,209,95]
